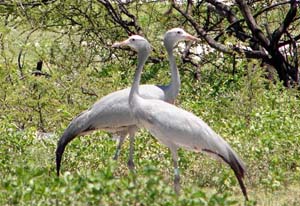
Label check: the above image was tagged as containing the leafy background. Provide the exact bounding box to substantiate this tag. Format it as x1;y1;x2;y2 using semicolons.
0;1;300;205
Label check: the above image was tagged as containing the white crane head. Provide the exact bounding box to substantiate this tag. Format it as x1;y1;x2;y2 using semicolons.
164;28;199;49
112;35;152;53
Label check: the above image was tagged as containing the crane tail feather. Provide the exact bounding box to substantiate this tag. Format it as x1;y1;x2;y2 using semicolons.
202;148;248;201
235;169;249;201
56;111;90;176
56;129;78;176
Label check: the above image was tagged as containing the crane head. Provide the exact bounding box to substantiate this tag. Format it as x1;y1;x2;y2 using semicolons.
112;35;152;53
164;28;199;48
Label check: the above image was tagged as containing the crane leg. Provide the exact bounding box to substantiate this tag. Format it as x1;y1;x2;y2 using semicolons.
127;133;135;171
113;133;126;160
171;148;180;194
127;126;137;171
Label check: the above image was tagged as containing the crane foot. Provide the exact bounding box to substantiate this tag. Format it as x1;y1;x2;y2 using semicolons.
127;159;135;171
174;175;180;194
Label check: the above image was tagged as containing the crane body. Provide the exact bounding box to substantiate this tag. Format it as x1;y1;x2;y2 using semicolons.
56;28;197;175
114;34;248;200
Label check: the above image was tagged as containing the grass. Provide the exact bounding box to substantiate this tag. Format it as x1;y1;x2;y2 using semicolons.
0;122;299;205
249;185;300;206
1;58;300;205
1;12;300;205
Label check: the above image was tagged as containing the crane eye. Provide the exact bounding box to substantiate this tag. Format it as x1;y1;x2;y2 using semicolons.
177;31;181;34
131;38;135;42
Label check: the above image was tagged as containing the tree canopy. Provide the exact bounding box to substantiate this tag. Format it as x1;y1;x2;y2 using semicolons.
1;1;300;205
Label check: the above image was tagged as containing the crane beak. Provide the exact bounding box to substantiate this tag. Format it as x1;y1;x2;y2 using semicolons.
184;33;200;41
112;39;129;48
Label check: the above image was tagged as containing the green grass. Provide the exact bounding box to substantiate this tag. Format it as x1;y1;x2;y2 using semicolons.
0;128;237;206
1;10;300;205
0;113;299;205
1;57;300;205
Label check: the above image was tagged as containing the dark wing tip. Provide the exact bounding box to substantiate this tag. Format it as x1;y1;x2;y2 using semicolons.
202;148;248;200
55;111;89;177
56;145;64;177
228;151;248;201
235;171;249;201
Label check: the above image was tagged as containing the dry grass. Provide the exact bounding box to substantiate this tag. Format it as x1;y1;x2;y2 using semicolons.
230;184;300;206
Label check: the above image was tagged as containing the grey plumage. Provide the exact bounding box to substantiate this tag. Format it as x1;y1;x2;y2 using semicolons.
55;28;198;176
116;34;248;200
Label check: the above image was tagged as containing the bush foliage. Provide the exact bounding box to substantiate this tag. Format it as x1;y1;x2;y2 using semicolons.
0;1;300;205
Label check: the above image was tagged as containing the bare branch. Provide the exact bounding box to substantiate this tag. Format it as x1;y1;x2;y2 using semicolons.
285;31;299;82
218;1;298;41
97;0;142;35
171;1;232;54
253;1;296;19
186;0;193;14
271;0;298;47
206;0;248;41
17;28;39;79
231;46;269;60
116;0;143;34
172;1;268;60
235;0;270;48
278;34;300;47
0;0;57;7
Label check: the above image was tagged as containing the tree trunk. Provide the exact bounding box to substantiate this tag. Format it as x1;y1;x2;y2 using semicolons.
268;49;299;87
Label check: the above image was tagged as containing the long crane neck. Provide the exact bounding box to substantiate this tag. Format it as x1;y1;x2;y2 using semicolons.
164;41;180;100
129;48;150;106
167;47;180;98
